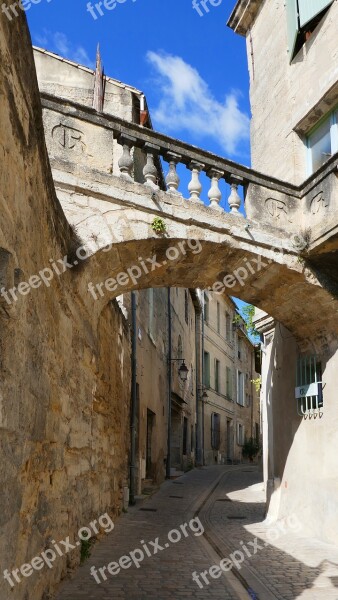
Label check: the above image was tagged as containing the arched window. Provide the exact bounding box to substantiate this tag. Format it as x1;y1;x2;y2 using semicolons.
177;335;183;359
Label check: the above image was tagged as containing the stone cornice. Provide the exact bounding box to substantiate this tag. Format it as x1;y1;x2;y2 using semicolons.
227;0;263;36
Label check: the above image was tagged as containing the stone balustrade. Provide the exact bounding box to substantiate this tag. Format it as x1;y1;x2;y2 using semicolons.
40;93;338;231
117;133;245;213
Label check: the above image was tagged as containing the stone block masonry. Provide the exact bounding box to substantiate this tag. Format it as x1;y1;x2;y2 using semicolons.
0;11;131;600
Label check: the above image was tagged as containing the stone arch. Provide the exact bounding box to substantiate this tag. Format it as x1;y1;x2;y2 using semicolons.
73;232;338;353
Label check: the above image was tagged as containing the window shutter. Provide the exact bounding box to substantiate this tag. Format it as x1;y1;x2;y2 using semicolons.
286;0;299;60
226;367;233;400
204;352;210;388
211;413;220;450
298;0;332;27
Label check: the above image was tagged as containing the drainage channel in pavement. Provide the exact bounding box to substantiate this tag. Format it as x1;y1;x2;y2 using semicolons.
194;467;281;600
190;467;258;600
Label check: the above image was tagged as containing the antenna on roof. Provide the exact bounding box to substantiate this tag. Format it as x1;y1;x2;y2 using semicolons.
93;43;105;112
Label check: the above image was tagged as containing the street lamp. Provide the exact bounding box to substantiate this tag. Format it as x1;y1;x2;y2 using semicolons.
198;386;209;467
169;357;189;382
178;360;189;382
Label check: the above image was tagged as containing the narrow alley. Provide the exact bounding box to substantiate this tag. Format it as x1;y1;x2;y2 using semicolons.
54;467;338;600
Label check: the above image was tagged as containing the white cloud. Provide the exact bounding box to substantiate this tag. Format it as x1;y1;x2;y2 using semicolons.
33;30;94;69
146;51;250;157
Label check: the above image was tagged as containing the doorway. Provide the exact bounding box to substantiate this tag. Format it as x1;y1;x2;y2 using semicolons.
146;409;155;479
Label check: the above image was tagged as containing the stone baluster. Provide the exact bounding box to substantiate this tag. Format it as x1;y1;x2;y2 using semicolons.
117;134;136;181
228;176;243;214
188;161;205;203
207;169;224;211
143;143;160;189
165;152;182;194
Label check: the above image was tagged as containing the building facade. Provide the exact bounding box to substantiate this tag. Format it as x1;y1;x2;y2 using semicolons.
228;0;338;544
202;291;260;465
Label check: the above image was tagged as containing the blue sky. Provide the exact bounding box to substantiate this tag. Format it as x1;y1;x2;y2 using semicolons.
27;0;251;315
27;0;251;162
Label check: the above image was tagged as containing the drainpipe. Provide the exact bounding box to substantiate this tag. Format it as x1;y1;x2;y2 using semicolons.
195;311;202;465
129;291;137;505
166;287;172;479
251;348;254;439
201;306;205;466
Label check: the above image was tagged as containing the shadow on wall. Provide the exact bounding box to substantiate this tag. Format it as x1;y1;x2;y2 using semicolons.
209;469;338;600
264;320;336;541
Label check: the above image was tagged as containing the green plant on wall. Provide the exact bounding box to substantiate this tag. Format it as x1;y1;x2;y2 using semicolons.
242;437;261;462
251;376;261;393
233;314;242;326
151;217;166;234
80;538;94;563
233;305;260;339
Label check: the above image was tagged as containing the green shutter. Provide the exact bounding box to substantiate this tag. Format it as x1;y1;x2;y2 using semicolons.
204;352;210;387
298;0;332;27
286;0;299;61
226;367;233;400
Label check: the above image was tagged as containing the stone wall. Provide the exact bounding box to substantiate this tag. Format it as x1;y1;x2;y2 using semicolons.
247;0;337;184
0;14;131;600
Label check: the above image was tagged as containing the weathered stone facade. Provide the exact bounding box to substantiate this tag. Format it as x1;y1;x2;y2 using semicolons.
202;292;260;465
0;14;131;600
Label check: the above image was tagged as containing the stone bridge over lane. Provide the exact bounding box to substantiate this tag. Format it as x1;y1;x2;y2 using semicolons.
41;93;338;352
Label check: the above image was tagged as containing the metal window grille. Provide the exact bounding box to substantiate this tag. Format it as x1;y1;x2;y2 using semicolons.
295;355;323;417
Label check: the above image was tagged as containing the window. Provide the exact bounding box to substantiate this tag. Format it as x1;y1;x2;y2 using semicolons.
148;288;155;339
237;337;241;360
203;292;209;323
307;108;338;174
237;423;245;446
177;335;183;360
237;371;245;406
211;413;220;450
226;367;233;400
254;344;262;375
287;0;333;61
216;302;220;333
226;313;232;343
203;351;210;388
184;290;189;325
296;355;323;416
215;359;220;393
183;417;188;455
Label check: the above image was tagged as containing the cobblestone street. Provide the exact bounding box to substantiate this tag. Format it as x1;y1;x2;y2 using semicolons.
53;466;338;600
